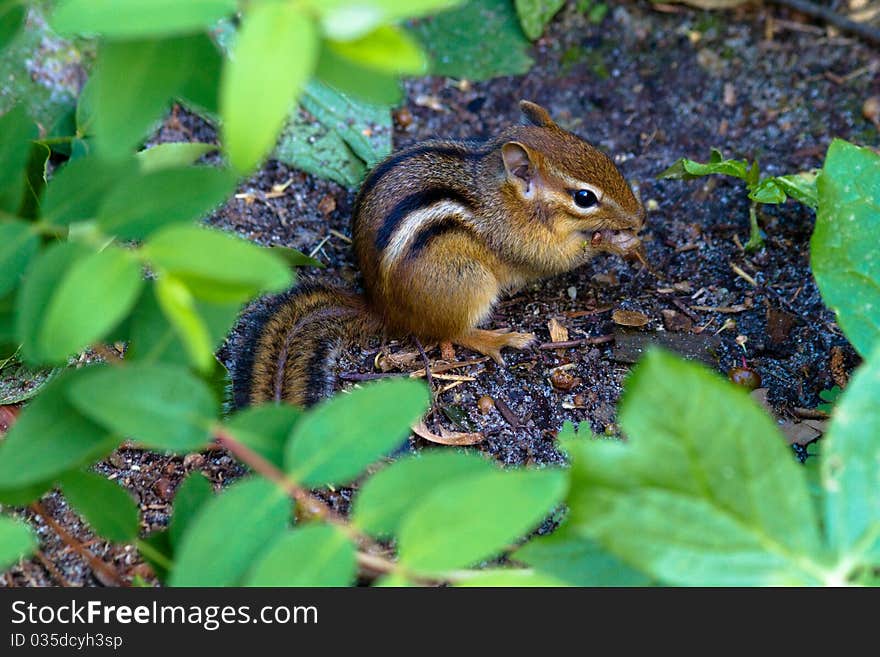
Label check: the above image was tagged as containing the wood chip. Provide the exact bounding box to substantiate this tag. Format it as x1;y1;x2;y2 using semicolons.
612;329;721;365
547;318;569;343
411;420;484;446
612;309;650;327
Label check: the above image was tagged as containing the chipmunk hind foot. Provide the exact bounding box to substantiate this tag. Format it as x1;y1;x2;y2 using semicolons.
454;327;536;365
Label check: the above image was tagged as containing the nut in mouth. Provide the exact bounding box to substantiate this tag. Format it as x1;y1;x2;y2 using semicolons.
590;229;641;255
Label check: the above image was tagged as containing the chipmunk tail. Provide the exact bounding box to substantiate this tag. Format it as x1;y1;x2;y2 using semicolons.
229;280;379;409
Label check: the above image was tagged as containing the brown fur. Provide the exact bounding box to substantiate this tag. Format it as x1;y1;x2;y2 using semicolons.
233;101;644;407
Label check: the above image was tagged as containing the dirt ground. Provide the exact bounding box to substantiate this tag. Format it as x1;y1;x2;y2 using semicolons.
3;1;877;586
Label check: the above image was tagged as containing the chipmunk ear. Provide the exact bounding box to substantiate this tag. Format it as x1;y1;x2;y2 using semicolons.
519;100;555;128
502;141;538;197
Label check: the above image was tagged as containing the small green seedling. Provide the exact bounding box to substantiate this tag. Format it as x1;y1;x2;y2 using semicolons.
659;148;819;251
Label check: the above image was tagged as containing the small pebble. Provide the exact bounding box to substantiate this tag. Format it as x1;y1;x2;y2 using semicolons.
183;453;205;469
863;96;880;126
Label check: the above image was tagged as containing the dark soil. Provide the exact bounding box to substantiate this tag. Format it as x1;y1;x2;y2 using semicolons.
3;0;877;586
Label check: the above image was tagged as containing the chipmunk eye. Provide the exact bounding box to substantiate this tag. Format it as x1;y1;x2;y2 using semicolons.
573;189;599;209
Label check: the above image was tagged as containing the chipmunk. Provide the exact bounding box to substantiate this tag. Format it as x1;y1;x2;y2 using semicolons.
231;101;645;408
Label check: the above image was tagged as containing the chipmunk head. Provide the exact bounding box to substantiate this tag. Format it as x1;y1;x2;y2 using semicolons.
500;100;645;263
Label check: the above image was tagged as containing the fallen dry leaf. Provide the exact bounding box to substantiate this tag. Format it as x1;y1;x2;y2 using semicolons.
411;420;484;446
612;309;650;327
779;421;822;446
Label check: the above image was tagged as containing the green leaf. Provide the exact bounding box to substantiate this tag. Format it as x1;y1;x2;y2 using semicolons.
97;166;236;239
59;470;139;543
314;44;402;106
771;171;819;209
42;155;139;226
16;241;90;363
20;141;50;218
128;284;239;367
170;476;292;587
169;472;214;550
0;1;26;51
0;480;52;506
0;515;36;571
658;148;751;183
0;370;119;488
300;80;391;166
67;363;218;452
136;142;218;173
513;524;651;586
225;404;303;470
91;36;207;159
315;0;462;39
409;0;533;81
0;358;62;405
398;468;566;573
285;378;430;487
514;0;566;40
0;221;38;297
51;0;236;38
822;346;880;573
565;349;830;586
245;525;356;587
276;80;392;187
153;275;215;372
812;139;880;356
326;26;426;75
455;569;567;587
39;245;144;363
352;451;496;536
137;530;172;582
221;3;318;173
749;179;787;205
177;34;223;117
0;104;37;214
270;246;325;269
145;225;293;303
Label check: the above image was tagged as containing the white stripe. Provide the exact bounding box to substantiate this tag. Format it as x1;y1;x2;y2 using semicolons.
381;201;472;268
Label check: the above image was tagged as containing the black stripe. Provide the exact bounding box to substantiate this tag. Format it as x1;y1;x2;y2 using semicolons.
375;187;477;252
363;142;492;193
406;217;470;259
302;335;338;407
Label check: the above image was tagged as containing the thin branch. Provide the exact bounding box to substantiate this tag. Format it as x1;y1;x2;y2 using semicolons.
538;335;614;350
30;501;126;587
212;427;406;581
768;0;880;46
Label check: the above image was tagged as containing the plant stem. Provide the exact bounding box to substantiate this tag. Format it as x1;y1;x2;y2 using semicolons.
744;202;764;252
211;426;418;582
134;538;173;573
